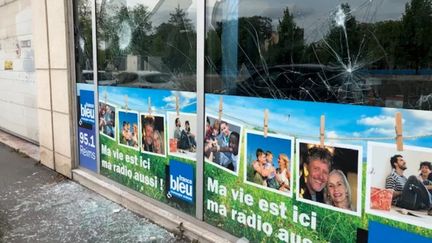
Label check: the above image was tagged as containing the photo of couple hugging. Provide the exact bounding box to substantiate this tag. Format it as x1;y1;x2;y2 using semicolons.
141;115;165;155
251;149;291;192
298;143;360;212
245;132;293;195
118;111;139;150
204;117;241;173
120;120;139;148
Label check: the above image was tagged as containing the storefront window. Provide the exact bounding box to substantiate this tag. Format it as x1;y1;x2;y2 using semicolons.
206;0;432;110
96;0;196;91
94;0;198;216
203;1;432;242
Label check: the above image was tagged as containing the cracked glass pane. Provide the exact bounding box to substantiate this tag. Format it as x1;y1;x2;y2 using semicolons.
205;0;432;110
74;0;94;84
96;0;196;91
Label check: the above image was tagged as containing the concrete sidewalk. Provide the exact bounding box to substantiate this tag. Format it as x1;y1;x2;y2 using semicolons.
0;142;183;243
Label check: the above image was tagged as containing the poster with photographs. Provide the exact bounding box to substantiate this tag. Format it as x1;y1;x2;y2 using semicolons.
118;110;139;150
244;130;294;197
204;93;432;242
205;115;242;175
296;140;363;216
141;113;166;157
366;142;432;229
99;87;197;217
167;112;198;161
99;102;116;140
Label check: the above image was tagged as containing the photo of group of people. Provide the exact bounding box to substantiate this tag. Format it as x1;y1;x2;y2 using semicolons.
244;131;293;196
168;112;198;160
204;116;242;174
141;114;165;156
100;100;202;159
99;102;116;139
296;140;362;215
367;142;432;229
118;110;139;150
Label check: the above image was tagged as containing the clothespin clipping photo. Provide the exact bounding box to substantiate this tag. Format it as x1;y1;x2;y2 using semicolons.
218;96;223;122
264;109;269;138
320;115;325;147
124;95;128;110
104;90;108;104
395;112;403;151
176;95;180;116
148;97;152;117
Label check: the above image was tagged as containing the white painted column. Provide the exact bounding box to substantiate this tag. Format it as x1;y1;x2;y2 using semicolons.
33;0;74;177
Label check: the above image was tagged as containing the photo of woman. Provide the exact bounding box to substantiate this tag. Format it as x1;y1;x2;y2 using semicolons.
277;154;291;192
152;130;163;154
326;170;353;210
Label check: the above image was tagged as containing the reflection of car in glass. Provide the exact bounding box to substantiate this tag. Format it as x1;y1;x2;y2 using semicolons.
229;64;374;104
82;70;115;85
114;71;176;89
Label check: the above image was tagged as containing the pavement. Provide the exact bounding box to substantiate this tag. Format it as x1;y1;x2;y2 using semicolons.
0;142;185;243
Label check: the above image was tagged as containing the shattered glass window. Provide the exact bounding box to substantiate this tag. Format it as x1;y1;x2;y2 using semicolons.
74;0;93;84
96;0;196;91
205;0;432;110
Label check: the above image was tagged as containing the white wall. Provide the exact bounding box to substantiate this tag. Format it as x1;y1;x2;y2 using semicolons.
368;142;431;188
0;0;37;142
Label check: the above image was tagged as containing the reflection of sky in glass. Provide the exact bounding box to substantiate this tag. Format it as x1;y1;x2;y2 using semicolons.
124;0;197;28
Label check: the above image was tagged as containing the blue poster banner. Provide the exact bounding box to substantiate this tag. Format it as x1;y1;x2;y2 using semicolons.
77;85;97;172
169;159;194;203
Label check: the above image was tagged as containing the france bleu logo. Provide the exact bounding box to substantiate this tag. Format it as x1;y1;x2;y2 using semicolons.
169;160;194;203
80;90;95;125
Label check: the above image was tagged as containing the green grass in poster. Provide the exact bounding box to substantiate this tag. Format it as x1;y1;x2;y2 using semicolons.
203;134;432;242
99;135;196;216
205;163;361;243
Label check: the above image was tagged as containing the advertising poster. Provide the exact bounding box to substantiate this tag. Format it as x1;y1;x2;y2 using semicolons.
77;83;97;172
204;94;432;242
99;86;197;215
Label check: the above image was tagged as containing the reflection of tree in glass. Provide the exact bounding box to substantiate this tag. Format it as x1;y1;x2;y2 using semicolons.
205;0;432;109
96;2;197;91
267;8;305;66
75;0;93;81
129;5;152;56
153;6;196;75
399;0;432;74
